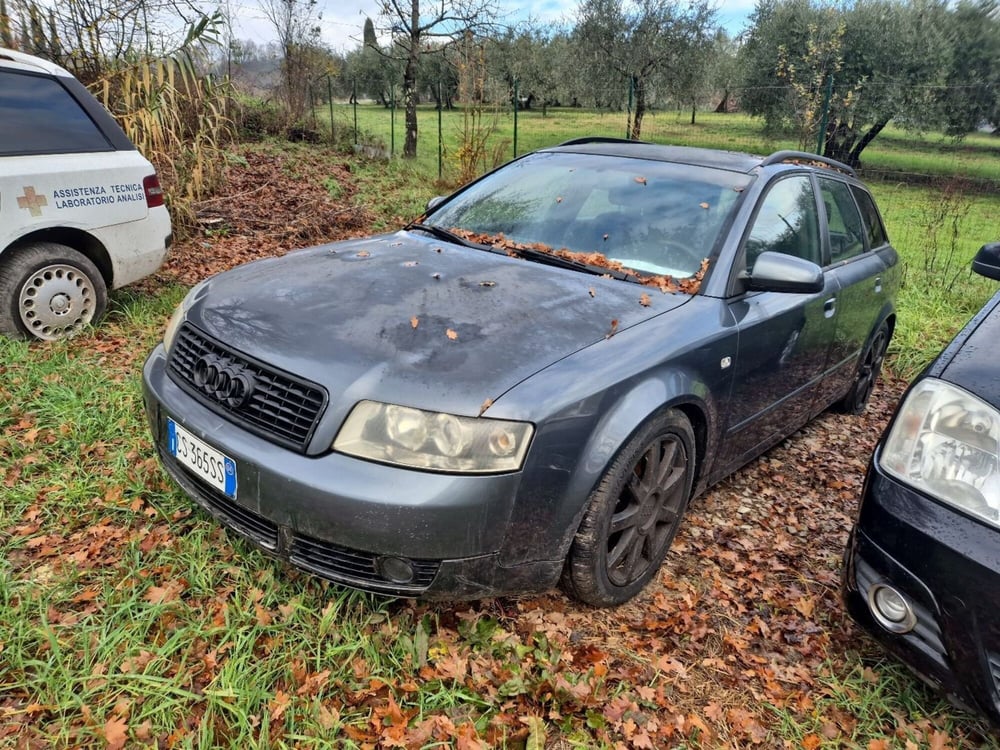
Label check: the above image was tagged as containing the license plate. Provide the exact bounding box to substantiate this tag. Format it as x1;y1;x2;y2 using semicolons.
167;418;237;498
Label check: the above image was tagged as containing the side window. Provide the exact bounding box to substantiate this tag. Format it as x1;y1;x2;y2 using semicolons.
819;178;866;263
850;185;889;249
744;175;820;271
0;70;111;155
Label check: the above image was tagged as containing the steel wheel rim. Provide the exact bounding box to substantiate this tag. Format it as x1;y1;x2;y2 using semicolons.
605;434;688;587
18;264;96;341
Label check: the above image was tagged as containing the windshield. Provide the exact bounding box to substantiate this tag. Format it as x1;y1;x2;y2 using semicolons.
426;151;753;280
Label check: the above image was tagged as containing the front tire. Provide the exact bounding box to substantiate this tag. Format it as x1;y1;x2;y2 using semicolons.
0;243;107;341
562;409;696;607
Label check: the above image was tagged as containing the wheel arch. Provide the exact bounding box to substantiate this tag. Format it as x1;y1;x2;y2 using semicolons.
3;228;113;288
542;372;717;565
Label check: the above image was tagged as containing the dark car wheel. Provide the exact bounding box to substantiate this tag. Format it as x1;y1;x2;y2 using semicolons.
0;242;107;342
562;409;696;607
834;321;890;415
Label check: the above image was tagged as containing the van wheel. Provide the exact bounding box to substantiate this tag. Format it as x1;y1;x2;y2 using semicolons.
561;410;696;607
0;243;107;341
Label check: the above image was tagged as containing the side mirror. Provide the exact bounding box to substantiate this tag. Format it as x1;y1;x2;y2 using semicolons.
972;243;1000;281
744;251;825;294
426;195;447;212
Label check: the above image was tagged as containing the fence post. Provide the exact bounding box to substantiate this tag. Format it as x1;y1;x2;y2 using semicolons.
308;84;315;126
513;77;518;160
327;75;334;142
390;85;396;158
353;79;358;145
817;75;834;155
438;81;443;180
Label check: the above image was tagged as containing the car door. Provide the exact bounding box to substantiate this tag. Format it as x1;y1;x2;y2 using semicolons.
718;173;839;472
812;177;891;408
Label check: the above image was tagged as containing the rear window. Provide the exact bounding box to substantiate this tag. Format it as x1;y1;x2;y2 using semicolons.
850;185;889;249
0;70;112;155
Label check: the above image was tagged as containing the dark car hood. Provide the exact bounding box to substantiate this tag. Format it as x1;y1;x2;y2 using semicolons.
186;231;691;418
936;289;1000;406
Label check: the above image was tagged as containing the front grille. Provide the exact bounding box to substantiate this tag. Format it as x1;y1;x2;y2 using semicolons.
168;324;327;452
855;557;947;666
291;533;440;596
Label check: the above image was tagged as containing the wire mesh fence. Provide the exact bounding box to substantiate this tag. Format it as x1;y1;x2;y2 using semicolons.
307;77;1000;196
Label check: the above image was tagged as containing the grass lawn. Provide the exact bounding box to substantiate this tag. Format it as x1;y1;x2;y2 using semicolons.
3;126;1000;747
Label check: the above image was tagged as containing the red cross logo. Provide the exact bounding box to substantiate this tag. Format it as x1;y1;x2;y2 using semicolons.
17;186;48;217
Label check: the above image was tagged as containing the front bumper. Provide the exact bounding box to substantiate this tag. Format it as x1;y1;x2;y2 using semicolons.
843;451;1000;725
142;345;563;598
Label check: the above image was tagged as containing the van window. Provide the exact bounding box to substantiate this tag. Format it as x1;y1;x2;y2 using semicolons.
0;71;112;155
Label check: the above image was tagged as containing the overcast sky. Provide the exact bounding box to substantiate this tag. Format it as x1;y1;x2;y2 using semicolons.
228;0;759;54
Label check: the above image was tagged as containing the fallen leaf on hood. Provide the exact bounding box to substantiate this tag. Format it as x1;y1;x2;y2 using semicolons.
605;319;619;339
410;317;419;329
634;176;647;185
639;293;651;307
479;398;493;416
699;202;710;209
446;329;458;340
403;260;419;267
356;250;370;258
588;287;596;297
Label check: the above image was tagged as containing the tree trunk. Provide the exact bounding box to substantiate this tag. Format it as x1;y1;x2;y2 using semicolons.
403;0;419;159
715;90;729;113
630;77;646;139
691;101;696;125
848;116;891;167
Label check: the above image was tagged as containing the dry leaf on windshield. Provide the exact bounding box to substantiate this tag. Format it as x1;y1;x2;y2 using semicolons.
446;329;458;340
410;317;419;329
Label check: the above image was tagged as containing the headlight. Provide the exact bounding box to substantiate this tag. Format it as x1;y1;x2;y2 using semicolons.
881;379;1000;527
333;400;534;473
163;281;207;353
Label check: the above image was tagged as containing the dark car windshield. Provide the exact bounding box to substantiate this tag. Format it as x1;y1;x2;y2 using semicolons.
426;151;753;279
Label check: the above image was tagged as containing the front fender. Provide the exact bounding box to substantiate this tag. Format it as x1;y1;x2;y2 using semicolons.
498;367;719;568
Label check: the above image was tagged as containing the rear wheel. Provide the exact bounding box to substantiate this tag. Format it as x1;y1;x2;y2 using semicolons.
834;321;890;415
562;410;695;607
0;243;107;341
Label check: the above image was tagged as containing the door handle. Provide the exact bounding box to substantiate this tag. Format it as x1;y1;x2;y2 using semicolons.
874;276;883;293
824;298;836;318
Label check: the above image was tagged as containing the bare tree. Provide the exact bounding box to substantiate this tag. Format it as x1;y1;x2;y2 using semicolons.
259;0;325;121
375;0;499;158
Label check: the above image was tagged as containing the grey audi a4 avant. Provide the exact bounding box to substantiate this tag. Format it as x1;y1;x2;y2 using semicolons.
143;138;899;606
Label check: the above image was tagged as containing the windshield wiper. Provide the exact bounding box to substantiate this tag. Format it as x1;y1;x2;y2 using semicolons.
406;222;636;281
404;221;480;249
510;245;637;281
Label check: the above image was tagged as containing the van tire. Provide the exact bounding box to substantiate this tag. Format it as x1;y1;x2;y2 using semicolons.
0;243;108;341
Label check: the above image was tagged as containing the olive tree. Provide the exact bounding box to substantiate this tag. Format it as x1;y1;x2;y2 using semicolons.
740;0;952;166
574;0;716;138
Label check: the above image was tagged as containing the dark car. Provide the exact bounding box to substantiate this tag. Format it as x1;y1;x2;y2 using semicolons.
143;138;899;606
843;243;1000;724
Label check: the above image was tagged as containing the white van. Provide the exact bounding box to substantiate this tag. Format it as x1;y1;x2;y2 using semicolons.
0;48;172;341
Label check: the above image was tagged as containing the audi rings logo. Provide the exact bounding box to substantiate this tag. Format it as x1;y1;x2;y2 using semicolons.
192;354;256;408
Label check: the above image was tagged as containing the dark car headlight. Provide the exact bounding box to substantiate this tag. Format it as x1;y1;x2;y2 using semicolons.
333;400;534;473
881;379;1000;526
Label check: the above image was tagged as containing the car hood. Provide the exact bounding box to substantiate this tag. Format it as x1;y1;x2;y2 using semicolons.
936;289;1000;407
185;231;691;418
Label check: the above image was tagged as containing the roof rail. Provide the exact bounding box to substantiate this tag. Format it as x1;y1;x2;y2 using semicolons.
760;150;856;177
556;136;648;147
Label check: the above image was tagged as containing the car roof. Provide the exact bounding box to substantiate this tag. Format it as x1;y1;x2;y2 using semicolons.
545;138;857;178
0;47;72;77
